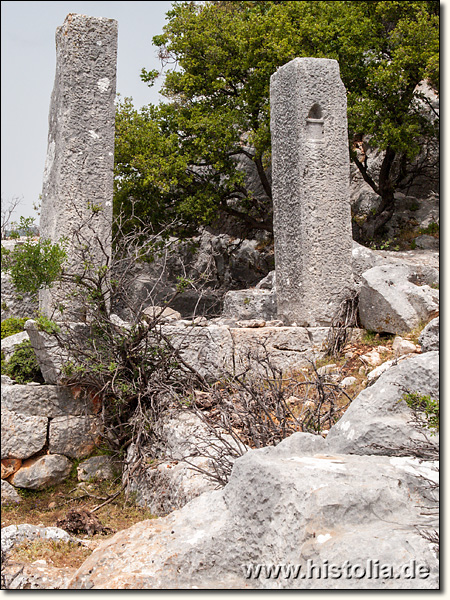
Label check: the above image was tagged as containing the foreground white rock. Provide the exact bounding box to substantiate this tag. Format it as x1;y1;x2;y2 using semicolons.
66;446;438;589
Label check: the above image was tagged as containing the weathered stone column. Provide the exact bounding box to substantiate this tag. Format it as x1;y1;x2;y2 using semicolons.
270;57;354;326
39;14;118;320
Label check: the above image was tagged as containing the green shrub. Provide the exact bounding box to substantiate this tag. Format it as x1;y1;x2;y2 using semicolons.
1;317;29;340
3;340;44;384
419;222;439;236
1;216;67;296
403;391;439;433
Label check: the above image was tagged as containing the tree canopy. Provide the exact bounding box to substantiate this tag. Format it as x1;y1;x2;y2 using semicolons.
114;0;439;239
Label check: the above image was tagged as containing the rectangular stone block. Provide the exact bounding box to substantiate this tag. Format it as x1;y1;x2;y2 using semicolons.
230;326;329;375
1;383;97;418
270;57;354;326
1;409;48;460
49;415;102;459
39;14;118;320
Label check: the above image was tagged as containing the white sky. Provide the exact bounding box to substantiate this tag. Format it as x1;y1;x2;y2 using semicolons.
1;0;173;222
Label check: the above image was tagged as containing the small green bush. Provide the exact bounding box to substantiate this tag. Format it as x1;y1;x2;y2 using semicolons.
1;317;29;340
1;216;67;295
403;391;439;433
3;340;44;384
419;222;439;236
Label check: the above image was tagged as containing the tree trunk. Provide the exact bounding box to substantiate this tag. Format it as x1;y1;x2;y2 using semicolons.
361;146;397;240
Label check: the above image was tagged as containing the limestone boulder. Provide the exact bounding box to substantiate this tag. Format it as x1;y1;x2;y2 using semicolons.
111;229;273;320
392;336;418;357
1;523;73;553
8;455;72;490
351;188;382;217
255;270;276;290
126;455;217;516
326;351;439;456
49;416;102;459
1;408;48;459
142;306;181;322
351;242;385;282
2;561;77;590
366;359;396;383
1;479;22;504
24;320;62;383
352;242;439;286
1;331;29;361
67;449;438;589
358;264;439;334
414;235;439;250
222;289;277;321
419;317;439;352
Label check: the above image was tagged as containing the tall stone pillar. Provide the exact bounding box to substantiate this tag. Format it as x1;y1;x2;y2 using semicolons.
270;58;354;326
39;14;118;320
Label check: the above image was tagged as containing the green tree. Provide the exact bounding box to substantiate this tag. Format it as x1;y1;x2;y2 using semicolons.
115;0;439;239
1;217;67;295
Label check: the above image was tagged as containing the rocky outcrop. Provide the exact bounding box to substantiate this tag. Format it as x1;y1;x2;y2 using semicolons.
1;524;73;553
65;343;439;590
125;411;244;514
2;561;77;591
326;351;438;455
358;264;439;334
419;317;439;352
77;456;115;482
111;230;274;320
67;448;438;589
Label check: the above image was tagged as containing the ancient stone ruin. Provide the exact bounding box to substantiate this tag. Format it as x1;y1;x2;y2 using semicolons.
1;13;440;591
39;14;117;320
270;57;354;325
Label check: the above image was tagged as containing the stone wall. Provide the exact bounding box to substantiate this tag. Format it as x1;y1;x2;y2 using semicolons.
1;379;101;490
